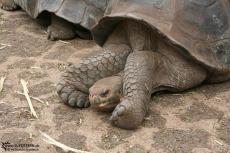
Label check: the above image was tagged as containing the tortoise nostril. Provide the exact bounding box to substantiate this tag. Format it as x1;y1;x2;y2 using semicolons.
89;94;94;98
100;89;110;97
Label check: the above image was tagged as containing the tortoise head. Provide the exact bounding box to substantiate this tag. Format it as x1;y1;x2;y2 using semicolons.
89;76;122;112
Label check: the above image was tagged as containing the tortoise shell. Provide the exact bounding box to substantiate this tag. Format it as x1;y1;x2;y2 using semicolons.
92;0;230;82
14;0;109;30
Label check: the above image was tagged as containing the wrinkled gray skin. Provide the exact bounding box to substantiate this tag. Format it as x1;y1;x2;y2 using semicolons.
1;0;76;40
57;20;208;129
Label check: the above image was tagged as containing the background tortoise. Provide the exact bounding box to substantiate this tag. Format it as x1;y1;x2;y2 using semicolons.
57;0;230;129
1;0;108;40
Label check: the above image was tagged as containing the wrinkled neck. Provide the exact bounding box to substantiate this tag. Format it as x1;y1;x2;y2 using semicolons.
125;20;158;51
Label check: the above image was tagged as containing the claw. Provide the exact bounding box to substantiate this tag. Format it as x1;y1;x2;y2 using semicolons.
47;27;55;41
60;93;68;103
110;105;125;122
76;99;84;108
84;100;90;108
57;84;64;94
58;81;89;108
47;31;51;40
68;98;77;107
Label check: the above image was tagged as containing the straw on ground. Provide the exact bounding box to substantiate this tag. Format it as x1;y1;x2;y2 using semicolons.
0;77;6;93
0;43;11;50
20;79;38;118
40;131;90;153
15;91;49;106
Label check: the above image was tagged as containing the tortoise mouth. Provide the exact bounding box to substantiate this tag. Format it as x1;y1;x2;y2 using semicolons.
92;101;119;112
89;92;121;112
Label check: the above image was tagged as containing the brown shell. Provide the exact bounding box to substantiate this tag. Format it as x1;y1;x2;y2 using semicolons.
14;0;109;30
92;0;230;81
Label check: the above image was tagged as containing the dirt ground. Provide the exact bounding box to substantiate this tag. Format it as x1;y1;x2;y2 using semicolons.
0;9;230;153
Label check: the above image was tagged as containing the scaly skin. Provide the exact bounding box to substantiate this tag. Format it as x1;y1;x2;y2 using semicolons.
58;20;207;129
47;15;76;41
1;0;18;11
57;44;131;107
110;51;154;129
108;49;206;129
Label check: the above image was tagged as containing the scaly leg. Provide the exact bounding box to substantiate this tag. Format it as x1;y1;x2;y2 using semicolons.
47;14;76;41
110;47;207;129
110;51;155;129
57;44;131;108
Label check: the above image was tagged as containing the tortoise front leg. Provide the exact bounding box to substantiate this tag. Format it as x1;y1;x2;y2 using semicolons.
110;51;156;129
57;44;131;108
110;48;207;129
1;0;18;11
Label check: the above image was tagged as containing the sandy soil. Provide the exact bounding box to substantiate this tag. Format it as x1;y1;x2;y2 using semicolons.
0;9;230;153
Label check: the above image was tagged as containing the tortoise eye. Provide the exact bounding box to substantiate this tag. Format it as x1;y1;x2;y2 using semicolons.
100;90;110;97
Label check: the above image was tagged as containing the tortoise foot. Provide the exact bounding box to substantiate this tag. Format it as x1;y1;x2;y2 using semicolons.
47;15;76;41
110;98;145;130
57;82;90;108
1;0;18;11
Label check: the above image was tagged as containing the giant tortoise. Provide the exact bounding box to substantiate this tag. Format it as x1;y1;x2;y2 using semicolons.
57;0;230;129
1;0;108;40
